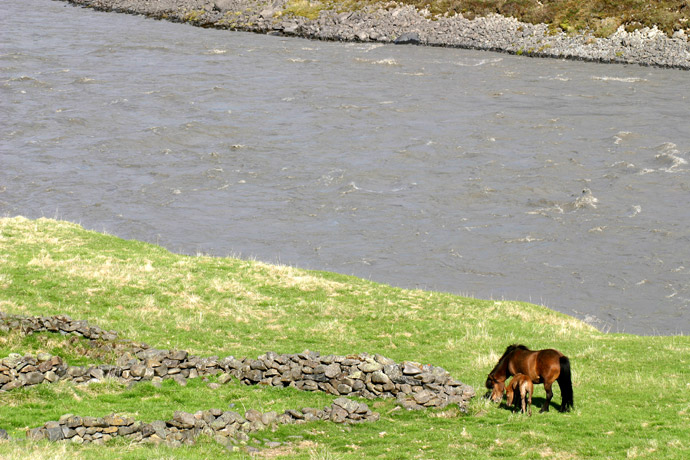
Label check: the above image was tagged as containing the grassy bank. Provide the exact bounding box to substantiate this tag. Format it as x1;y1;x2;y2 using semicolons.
1;216;689;459
288;0;690;37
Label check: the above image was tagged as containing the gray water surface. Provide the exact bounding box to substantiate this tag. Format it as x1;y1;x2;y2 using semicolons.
2;0;689;335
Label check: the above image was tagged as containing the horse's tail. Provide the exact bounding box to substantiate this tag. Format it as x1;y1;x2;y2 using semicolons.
558;356;574;412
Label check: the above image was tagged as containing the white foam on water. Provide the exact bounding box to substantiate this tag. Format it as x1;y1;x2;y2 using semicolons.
591;76;648;83
347;182;415;194
613;131;633;144
572;188;599;209
354;57;400;66
504;236;543;243
655;143;688;172
539;74;571;81
453;57;503;67
628;205;642;217
359;43;385;52
609;160;637;171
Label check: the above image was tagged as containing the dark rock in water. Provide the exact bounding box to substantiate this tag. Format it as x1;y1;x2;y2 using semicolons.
394;32;421;45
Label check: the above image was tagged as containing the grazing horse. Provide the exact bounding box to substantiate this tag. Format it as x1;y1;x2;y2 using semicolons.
485;344;574;413
506;373;534;416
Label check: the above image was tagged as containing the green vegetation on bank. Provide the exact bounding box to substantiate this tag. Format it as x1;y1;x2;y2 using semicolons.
284;0;690;37
1;216;689;459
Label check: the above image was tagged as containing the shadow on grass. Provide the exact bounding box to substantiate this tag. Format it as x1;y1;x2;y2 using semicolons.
499;396;566;413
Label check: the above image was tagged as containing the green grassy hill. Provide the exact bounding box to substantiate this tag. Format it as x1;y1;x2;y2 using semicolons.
1;216;688;459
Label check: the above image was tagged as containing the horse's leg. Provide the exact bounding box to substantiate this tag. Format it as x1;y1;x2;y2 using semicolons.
540;382;553;413
521;391;526;414
527;389;532;416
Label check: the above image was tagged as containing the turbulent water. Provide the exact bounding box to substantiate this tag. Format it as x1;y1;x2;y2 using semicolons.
2;0;689;335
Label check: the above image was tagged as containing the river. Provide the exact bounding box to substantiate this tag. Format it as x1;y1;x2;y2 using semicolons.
2;0;689;335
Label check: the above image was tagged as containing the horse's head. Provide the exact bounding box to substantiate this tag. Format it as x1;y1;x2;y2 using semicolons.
484;373;505;403
484;345;523;402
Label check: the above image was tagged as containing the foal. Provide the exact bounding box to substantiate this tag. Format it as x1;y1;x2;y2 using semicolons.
506;373;534;416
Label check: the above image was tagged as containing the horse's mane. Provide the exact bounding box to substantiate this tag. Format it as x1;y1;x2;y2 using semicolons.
490;344;530;375
489;343;530;375
501;344;530;359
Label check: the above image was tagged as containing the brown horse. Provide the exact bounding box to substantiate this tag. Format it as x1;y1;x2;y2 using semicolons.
485;344;573;413
506;373;534;416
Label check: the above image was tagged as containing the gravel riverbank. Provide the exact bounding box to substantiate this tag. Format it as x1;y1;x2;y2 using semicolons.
61;0;690;69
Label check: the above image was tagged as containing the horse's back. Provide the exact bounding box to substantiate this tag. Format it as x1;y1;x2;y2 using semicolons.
538;348;564;361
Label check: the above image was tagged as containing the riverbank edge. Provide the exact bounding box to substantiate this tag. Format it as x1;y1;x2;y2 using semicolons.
59;0;690;69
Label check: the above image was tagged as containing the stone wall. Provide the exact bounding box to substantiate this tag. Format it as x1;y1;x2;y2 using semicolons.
26;397;378;448
1;312;475;450
0;313;475;411
0;311;118;341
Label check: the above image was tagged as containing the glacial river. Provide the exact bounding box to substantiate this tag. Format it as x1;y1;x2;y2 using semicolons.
2;0;689;335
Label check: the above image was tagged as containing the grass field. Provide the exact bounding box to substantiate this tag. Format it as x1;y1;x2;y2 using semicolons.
1;216;689;459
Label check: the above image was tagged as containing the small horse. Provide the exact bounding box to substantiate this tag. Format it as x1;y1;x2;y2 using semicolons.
485;344;573;413
506;373;534;416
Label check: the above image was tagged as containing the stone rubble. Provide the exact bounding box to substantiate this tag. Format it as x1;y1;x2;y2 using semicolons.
58;0;690;69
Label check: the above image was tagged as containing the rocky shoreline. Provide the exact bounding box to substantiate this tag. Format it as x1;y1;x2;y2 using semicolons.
60;0;690;69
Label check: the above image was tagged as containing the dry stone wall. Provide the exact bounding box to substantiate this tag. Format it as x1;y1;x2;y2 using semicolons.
0;311;118;341
1;312;475;449
0;312;475;410
26;397;378;448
